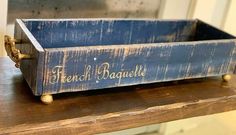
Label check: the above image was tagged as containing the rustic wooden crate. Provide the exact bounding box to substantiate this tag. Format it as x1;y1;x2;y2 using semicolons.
5;19;236;104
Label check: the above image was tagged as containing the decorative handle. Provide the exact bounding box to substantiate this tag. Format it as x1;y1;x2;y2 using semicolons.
4;35;31;68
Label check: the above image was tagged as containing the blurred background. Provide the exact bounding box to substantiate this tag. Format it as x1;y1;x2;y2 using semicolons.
1;0;236;55
0;0;236;134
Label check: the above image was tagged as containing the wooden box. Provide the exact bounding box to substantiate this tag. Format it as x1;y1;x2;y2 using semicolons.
4;19;236;104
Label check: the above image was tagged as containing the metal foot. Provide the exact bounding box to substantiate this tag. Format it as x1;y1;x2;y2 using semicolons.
222;74;231;82
40;94;53;104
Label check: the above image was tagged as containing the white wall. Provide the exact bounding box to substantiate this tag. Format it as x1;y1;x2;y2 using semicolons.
158;0;191;19
0;0;8;56
190;0;229;28
224;0;236;35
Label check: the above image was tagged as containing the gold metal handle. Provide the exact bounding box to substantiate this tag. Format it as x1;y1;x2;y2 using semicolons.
4;35;31;68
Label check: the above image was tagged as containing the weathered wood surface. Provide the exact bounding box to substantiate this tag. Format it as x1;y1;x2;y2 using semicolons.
43;40;236;94
17;19;236;95
24;19;198;48
24;19;235;49
15;19;45;95
1;58;236;135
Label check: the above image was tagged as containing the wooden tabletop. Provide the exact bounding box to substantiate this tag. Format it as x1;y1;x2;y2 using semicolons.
1;57;236;135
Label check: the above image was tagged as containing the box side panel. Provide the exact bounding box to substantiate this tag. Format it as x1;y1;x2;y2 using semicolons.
43;41;236;94
14;20;44;96
226;41;236;74
24;20;196;48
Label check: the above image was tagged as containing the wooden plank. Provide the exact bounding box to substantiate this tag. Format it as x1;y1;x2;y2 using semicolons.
14;19;45;95
43;40;236;94
24;19;197;48
1;58;236;134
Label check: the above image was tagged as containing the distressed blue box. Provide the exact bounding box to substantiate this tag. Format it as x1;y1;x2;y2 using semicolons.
5;19;236;103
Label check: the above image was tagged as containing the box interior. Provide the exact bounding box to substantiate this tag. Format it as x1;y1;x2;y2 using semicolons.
23;19;235;49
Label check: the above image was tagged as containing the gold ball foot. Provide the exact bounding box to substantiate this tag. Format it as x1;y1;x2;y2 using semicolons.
222;74;232;82
40;94;53;104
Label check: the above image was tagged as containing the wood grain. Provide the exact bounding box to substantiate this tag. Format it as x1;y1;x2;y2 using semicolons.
14;19;236;95
1;58;236;134
42;40;236;94
15;19;45;95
